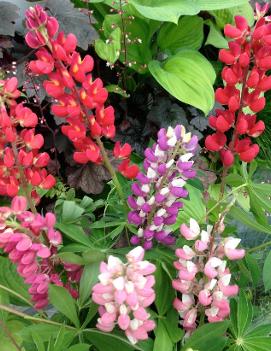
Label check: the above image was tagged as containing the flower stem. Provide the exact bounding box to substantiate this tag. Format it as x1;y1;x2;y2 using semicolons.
95;136;126;206
0;284;32;306
248;240;271;253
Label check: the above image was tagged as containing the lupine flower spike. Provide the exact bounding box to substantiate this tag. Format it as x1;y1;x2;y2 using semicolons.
128;125;198;249
205;5;271;166
25;5;138;179
92;246;156;344
172;218;245;335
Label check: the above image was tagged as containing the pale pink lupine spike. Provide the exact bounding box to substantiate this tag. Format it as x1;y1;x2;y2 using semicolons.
92;246;156;344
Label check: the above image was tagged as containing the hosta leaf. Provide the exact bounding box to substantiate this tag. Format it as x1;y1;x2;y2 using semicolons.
129;0;248;23
149;50;215;114
158;16;204;52
205;20;228;48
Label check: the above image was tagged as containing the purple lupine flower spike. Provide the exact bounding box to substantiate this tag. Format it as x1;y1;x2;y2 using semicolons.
127;125;198;249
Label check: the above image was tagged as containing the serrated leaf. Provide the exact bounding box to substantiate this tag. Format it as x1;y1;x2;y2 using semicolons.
149;50;215;114
158;16;204;52
48;285;80;327
0;2;19;36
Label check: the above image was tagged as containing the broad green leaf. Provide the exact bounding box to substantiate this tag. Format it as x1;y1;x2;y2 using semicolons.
153;320;173;351
154;263;175;316
205;20;228;48
181;321;229;351
48;285;80;328
249;186;271;212
229;206;271;235
19;325;61;343
95;27;121;64
237;291;253;337
149;50;215;114
56;223;92;247
158;16;204;52
263;251;271;292
129;0;248;23
79;262;100;306
68;345;90;351
210;3;254;29
84;329;144;351
62;200;85;223
225;174;245;187
102;14;153;73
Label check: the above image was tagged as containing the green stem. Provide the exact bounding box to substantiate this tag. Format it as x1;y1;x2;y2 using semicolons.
0;284;32;306
95;137;126;206
248;240;271;253
204;183;248;220
0;304;76;330
0;319;22;351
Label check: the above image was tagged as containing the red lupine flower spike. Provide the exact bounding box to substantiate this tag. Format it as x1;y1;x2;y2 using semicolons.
113;141;132;159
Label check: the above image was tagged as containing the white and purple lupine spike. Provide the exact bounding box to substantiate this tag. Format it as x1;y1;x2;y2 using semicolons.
128;125;198;249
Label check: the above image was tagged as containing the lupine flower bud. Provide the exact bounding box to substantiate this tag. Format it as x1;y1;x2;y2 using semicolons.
128;125;198;249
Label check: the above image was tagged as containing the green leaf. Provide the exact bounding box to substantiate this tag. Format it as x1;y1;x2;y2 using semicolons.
164;308;184;343
225;174;246;187
245;324;271;337
243;336;271;351
0;289;9;322
56;223;92;247
174;184;206;228
48;285;80;328
79;262;100;306
229;206;271;235
249;185;271;212
154;263;175;316
95;27;121;64
210;3;254;29
158;16;204;52
237;291;253;337
245;254;261;287
129;0;248;23
57;252;85;265
106;84;130;97
149;50;215;114
84;329;144;351
181;321;229;351
62;200;85;223
263;251;271;292
153;320;173;351
68;345;90;351
32;332;46;351
205;20;228;48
